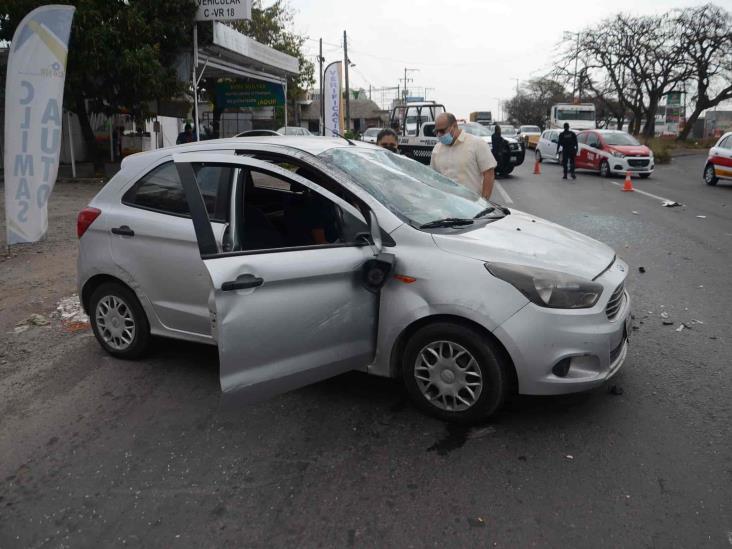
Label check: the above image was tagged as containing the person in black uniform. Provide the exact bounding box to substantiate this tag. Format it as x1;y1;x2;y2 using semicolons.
491;125;508;173
556;123;578;179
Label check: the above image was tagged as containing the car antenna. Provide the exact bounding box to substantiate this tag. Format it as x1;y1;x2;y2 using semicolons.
327;130;356;146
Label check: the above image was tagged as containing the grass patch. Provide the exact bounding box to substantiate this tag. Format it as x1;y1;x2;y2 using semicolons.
637;136;716;164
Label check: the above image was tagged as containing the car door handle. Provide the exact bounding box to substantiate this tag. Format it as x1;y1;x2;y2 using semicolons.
111;225;135;237
221;274;264;291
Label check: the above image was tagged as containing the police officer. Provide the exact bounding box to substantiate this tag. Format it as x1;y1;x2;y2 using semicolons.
491;125;508;172
556;123;578;179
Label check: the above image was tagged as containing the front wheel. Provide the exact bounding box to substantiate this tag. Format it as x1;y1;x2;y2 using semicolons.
89;282;150;359
704;163;718;186
599;160;611;178
402;322;510;423
535;149;542;163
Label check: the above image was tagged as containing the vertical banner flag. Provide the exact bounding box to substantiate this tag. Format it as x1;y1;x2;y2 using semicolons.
323;61;343;137
4;5;75;245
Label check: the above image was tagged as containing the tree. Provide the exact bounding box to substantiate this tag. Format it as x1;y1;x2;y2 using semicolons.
503;78;570;128
1;1;197;159
674;4;732;141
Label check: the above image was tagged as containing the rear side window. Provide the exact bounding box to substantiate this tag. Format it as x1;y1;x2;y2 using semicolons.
122;161;233;222
577;132;588;144
719;136;731;149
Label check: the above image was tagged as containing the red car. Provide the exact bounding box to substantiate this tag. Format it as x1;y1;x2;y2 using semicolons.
703;132;732;186
574;130;655;178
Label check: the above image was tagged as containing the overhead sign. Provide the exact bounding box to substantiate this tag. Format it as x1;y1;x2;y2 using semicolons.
323;62;343;137
195;0;252;22
4;4;75;245
215;81;284;109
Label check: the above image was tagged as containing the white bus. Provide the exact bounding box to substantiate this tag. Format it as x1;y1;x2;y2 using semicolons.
549;103;596;131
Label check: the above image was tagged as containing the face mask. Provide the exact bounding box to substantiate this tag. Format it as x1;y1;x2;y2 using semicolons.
439;132;454;145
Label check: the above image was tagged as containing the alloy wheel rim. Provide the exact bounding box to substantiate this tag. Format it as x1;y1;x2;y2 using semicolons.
414;340;483;412
601;162;609;176
96;295;135;350
704;165;714;182
535;150;541;161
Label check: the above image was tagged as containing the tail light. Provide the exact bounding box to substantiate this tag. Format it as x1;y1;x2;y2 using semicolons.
77;207;101;238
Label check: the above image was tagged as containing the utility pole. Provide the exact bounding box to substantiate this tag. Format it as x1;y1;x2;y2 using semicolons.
318;38;324;135
401;68;419;100
511;78;520;96
343;30;351;132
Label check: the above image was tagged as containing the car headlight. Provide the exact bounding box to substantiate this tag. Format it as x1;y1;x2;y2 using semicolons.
485;262;603;309
610;151;625;158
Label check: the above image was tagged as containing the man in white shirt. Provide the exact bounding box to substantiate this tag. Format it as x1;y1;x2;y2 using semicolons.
430;113;497;199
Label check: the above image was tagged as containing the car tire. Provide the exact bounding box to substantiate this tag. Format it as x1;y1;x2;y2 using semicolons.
89;282;150;359
401;322;510;423
599;160;611;178
535;150;542;163
704;163;718;186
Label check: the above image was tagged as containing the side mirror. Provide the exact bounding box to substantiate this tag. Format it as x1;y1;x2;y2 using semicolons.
369;210;382;255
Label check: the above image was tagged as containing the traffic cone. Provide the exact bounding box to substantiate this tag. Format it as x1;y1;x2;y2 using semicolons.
533;158;541;175
622;171;634;192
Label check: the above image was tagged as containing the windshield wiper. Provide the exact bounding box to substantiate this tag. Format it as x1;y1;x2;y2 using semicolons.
419;217;475;229
473;205;510;219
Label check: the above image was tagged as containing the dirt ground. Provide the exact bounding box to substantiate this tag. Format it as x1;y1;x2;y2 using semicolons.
0;180;104;372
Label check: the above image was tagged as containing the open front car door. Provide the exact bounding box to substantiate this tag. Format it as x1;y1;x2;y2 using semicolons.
173;152;390;403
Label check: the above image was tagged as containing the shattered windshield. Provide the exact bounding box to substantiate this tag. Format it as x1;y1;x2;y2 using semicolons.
319;148;503;227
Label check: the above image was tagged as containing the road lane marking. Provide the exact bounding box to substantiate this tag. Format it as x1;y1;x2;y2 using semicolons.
494;181;513;204
607;180;675;203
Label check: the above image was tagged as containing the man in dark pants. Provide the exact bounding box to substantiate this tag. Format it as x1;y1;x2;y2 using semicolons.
556;123;578;179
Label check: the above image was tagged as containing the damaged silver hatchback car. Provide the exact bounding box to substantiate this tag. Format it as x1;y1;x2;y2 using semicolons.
77;136;631;422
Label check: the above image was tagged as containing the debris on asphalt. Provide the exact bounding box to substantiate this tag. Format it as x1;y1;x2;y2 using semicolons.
676;323;689;332
467;517;486;528
690;319;704;325
56;295;89;323
466;426;496;440
632;211;639;215
565;455;574;460
660;312;669;319
609;385;624;395
698;285;704;288
661;200;681;207
696;215;707;219
638;266;646;273
662;320;674;326
14;314;50;333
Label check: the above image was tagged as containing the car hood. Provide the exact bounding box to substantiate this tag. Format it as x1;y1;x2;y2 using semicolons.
432;210;615;280
606;144;651;156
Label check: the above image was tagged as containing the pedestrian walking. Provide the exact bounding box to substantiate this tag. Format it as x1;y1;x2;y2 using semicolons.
430;113;497;199
376;128;399;153
557;123;578;179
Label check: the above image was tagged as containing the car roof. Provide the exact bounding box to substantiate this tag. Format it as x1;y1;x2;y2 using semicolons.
119;136;376;173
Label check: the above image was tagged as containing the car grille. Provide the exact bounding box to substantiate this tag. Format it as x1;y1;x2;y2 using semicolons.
628;159;650;167
509;142;521;151
605;283;625;320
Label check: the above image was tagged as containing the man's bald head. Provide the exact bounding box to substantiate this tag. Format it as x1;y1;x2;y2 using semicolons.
436;113;457;126
434;112;460;145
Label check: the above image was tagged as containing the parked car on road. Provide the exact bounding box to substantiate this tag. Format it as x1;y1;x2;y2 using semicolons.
703;131;732;186
77;136;631;422
518;125;542;149
535;129;563;163
277;126;313;136
459;122;525;176
575;130;654;178
361;127;383;144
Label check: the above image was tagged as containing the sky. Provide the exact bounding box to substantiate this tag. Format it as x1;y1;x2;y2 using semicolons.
285;0;715;119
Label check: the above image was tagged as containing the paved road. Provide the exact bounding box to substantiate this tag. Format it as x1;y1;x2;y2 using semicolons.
1;155;731;548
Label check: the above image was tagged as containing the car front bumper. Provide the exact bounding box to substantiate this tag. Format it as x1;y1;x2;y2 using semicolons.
493;262;631;396
608;156;654;175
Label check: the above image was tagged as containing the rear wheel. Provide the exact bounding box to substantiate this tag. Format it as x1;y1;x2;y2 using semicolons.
402;322;510;423
89;282;150;359
599;160;611;178
704;163;718;186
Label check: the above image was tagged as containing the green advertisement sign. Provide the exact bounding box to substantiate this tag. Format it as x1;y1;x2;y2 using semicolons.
215;81;285;109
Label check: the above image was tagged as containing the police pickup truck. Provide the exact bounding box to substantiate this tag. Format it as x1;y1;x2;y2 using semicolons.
389;102;524;175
